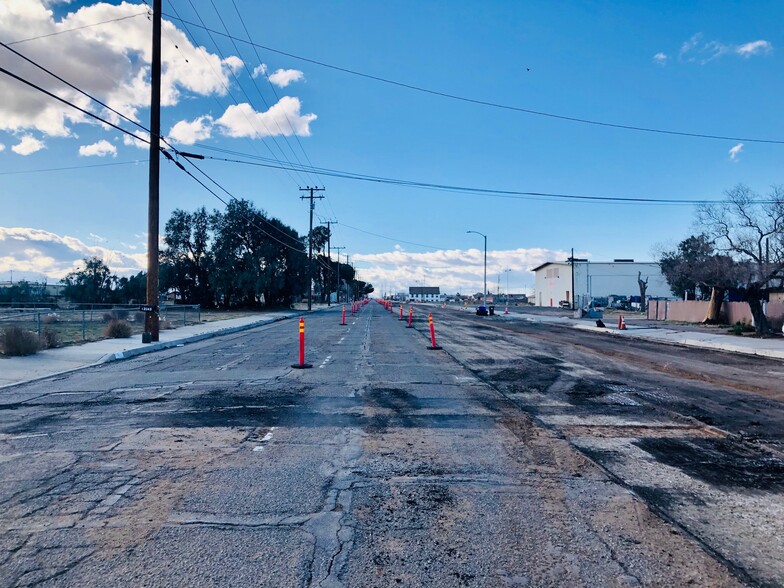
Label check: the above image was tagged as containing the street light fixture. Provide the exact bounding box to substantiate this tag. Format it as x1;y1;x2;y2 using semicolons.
466;230;487;309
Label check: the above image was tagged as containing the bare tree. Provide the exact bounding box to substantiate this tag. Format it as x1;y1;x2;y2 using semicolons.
697;184;784;335
637;272;648;312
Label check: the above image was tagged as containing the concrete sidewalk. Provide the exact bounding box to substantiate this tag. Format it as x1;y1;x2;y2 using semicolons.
495;308;784;361
0;311;301;389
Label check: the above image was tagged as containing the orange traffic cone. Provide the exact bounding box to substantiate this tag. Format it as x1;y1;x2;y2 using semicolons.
618;315;627;330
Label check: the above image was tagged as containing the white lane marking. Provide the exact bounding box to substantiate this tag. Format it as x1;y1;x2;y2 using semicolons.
319;355;332;369
216;354;251;371
338;337;345;345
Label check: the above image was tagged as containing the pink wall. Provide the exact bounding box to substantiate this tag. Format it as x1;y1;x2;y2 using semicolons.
647;300;784;326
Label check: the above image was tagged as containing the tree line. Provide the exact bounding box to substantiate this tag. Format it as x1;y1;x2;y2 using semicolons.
9;200;371;308
659;184;784;335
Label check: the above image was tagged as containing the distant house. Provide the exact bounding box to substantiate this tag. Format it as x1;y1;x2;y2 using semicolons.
532;260;672;308
408;286;444;302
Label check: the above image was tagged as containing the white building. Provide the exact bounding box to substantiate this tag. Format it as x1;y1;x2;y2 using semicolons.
532;260;672;308
408;286;445;302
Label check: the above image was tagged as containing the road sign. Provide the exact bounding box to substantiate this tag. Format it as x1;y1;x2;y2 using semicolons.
139;305;157;313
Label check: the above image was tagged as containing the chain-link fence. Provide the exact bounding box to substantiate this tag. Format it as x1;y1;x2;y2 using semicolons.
0;304;201;347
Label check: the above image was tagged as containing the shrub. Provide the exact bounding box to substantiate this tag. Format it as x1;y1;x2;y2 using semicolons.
103;319;132;338
102;311;115;322
728;321;755;336
159;319;174;330
41;314;59;325
39;328;60;349
1;326;40;356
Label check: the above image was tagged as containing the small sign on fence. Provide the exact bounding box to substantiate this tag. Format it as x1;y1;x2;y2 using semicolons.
139;305;157;313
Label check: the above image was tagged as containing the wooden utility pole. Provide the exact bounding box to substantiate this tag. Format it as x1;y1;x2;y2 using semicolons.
299;187;324;311
144;0;161;343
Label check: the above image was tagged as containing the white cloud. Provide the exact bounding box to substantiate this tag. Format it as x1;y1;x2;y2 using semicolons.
268;68;305;87
0;1;242;137
352;247;571;294
122;129;150;149
222;55;244;73
168;115;214;145
78;139;117;157
0;143;4;152
11;135;45;155
679;32;773;64
736;40;772;57
215;97;317;138
0;227;146;279
252;64;268;78
652;52;668;66
728;142;743;161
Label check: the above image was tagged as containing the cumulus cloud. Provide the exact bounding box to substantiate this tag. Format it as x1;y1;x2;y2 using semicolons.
268;68;305;87
0;227;146;279
728;143;743;161
78;139;117;157
11;135;45;155
652;52;668;66
215;97;317;138
221;55;244;73
0;0;241;138
251;64;267;78
122;129;150;149
736;40;772;57
0;143;5;152
168;115;213;145
352;247;571;294
679;32;773;64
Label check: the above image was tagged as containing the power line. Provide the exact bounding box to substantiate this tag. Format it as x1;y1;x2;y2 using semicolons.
0;65;150;145
194;151;731;205
0;42;158;141
210;0;320;188
175;0;310;187
160;12;784;146
338;222;444;250
0;160;147;175
4;12;148;46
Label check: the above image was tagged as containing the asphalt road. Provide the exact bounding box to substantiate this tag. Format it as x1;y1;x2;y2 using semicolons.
0;301;767;586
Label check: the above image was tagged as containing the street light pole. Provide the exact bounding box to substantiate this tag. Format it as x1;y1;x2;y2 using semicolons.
466;230;487;308
504;268;511;307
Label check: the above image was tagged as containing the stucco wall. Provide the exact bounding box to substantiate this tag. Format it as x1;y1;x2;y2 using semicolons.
646;300;784;325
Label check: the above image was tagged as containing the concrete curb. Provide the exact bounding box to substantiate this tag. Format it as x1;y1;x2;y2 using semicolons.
568;318;784;361
0;311;304;391
97;313;295;363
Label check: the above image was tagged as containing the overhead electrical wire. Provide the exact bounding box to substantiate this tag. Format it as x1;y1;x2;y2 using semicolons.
173;0;310;187
160;12;784;146
0;160;147;175
4;12;148;46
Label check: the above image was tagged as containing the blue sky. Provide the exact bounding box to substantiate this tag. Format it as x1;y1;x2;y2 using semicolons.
1;0;782;294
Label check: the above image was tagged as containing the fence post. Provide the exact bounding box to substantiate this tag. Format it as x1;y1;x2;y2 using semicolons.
183;307;186;327
37;312;41;336
197;305;201;323
82;310;86;340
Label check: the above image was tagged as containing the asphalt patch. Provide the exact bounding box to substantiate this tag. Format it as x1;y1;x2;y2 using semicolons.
635;437;784;492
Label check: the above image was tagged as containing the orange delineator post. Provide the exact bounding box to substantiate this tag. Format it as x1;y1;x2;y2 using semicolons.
427;312;442;350
399;305;404;320
407;306;413;328
341;305;346;325
291;317;312;368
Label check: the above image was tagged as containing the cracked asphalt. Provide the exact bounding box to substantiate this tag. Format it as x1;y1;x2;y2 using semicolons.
0;302;764;586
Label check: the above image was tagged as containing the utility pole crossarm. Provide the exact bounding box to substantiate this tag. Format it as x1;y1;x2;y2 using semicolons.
300;187;325;312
